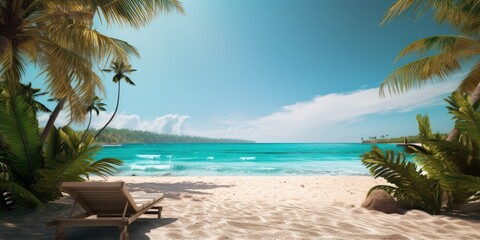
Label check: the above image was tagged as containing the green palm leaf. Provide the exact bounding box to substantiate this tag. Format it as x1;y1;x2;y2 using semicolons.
416;114;433;143
394;35;477;62
0;179;42;207
0;95;42;181
85;158;123;179
379;53;463;97
361;146;442;214
86;0;185;28
446;92;480;141
440;173;480;192
42;127;61;169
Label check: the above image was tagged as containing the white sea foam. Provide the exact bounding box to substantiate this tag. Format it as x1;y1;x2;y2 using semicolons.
207;156;214;160
239;157;256;161
130;164;171;170
166;155;174;159
206;166;222;170
256;167;275;170
136;154;161;160
101;144;123;147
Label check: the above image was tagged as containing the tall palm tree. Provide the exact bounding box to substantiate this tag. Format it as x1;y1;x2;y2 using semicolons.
81;96;106;141
95;61;136;139
379;0;480;140
0;0;184;142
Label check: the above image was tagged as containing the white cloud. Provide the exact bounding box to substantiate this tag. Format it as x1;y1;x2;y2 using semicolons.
184;81;458;142
38;111;70;127
39;112;190;135
89;112;190;134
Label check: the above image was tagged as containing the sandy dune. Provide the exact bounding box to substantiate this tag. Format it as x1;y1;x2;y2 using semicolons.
1;176;479;239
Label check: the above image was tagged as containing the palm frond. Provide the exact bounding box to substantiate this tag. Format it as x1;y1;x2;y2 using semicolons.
382;0;445;25
362;146;442;214
86;0;185;28
85;158;123;179
439;173;480;205
446;92;480;141
37;127;99;185
380;53;463;97
416;114;433;143
42;127;61;168
458;62;480;94
440;173;480;192
394;35;477;62
124;76;135;86
0;179;42;207
0;95;42;181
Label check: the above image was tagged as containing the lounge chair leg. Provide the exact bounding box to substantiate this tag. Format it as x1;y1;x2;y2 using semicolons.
158;206;163;219
54;226;66;240
119;226;129;240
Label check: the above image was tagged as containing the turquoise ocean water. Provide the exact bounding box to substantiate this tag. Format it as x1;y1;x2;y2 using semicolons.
96;143;406;176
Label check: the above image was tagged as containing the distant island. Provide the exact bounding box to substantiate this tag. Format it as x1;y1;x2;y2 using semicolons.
93;128;254;144
361;133;447;144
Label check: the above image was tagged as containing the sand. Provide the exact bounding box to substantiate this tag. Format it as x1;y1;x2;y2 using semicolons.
1;176;479;239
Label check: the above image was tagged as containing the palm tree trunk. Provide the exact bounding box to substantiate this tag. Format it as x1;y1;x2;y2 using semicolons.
95;82;121;139
40;97;66;143
447;84;480;141
81;111;92;142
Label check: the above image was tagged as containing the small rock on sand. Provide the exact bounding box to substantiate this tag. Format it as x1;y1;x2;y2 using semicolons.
361;189;401;214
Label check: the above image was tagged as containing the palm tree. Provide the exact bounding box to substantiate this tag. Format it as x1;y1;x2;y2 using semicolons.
95;61;136;139
0;0;184;142
81;96;106;141
379;0;480;140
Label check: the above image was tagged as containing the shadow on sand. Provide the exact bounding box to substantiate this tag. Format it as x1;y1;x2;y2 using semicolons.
0;180;234;239
126;181;235;199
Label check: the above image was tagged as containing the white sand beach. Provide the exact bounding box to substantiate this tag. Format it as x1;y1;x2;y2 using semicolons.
1;176;479;239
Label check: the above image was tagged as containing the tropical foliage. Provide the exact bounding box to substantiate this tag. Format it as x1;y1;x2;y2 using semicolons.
0;0;184;209
362;92;480;214
362;146;443;214
380;0;480;99
0;0;184;142
0;86;122;209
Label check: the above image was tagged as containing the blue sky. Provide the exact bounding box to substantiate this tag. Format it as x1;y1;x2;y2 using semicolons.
35;0;462;142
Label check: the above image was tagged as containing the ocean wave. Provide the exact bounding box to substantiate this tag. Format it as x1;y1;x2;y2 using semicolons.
101;144;122;147
130;164;171;171
207;156;214;160
239;156;256;161
165;155;174;159
136;154;161;160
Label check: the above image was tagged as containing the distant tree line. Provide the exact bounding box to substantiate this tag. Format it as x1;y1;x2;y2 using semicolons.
361;133;447;144
92;128;254;144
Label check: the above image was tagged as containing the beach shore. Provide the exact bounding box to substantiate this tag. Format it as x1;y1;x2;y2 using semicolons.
1;176;479;239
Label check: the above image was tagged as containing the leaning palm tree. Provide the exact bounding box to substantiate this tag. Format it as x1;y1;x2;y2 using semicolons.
379;0;480;140
81;96;106;141
95;61;136;139
0;0;184;142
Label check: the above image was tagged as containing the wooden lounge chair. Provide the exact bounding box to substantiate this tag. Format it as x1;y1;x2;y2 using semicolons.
47;181;164;240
